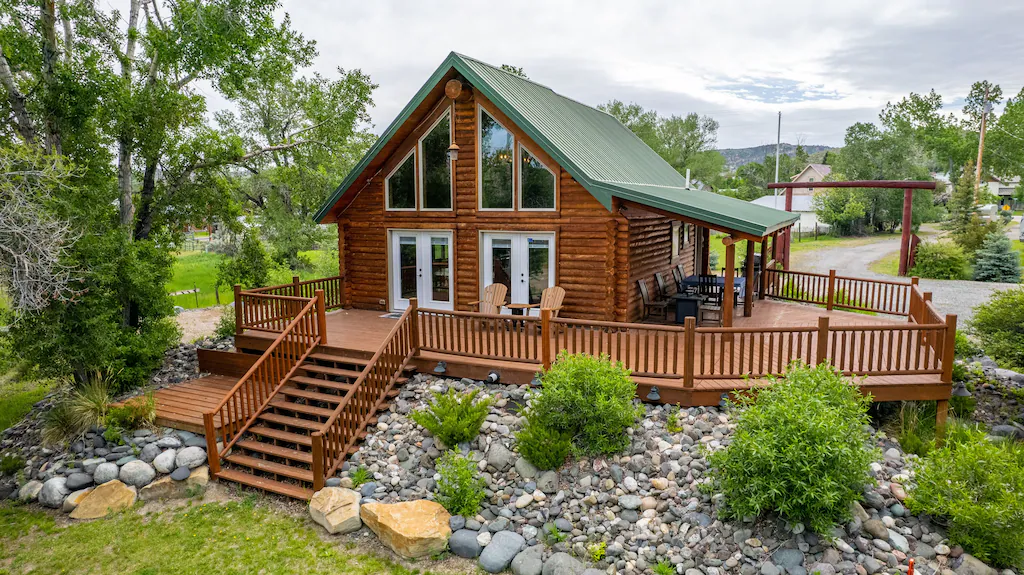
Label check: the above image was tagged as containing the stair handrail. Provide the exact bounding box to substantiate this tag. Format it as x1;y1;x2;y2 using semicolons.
204;292;326;475
311;300;418;490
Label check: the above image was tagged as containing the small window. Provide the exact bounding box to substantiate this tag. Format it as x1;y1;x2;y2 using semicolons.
479;108;514;210
420;110;453;210
386;151;416;210
519;145;555;210
671;221;681;257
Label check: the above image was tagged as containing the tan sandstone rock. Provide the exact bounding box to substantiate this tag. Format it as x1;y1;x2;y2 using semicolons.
62;488;94;513
309;487;361;534
70;480;137;520
360;500;451;559
139;466;210;501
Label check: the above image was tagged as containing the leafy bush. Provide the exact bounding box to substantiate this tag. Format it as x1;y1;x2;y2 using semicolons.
970;287;1024;370
216;229;270;291
707;363;876;533
972;231;1021;283
410;388;492;448
434;451;485;517
515;416;570;470
1;454;25;476
666;404;683;433
911;241;968;280
105;393;156;431
527;352;642;457
907;425;1024;567
954;331;982;359
214;308;236;339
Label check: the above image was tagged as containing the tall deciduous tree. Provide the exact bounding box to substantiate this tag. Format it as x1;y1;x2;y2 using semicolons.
217;69;376;266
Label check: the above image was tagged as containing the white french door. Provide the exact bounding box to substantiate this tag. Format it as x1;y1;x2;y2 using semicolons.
482;232;555;316
389;230;453;311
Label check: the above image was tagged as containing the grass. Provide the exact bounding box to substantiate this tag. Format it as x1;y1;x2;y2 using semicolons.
868;251;901;277
0;498;434;575
0;366;50;432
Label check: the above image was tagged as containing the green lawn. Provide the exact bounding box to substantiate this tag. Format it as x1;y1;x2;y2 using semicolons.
868;251;901;277
167;251;233;309
0;373;49;432
0;498;434;575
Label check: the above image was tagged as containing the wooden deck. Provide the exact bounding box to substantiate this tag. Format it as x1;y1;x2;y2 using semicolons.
146;375;243;434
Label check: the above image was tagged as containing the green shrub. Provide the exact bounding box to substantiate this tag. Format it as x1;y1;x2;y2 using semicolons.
515;416;570;470
973;231;1022;283
652;560;675;575
666;404;684;433
588;541;606;562
911;241;968;280
907;425;1024;567
0;454;25;476
528;352;643;457
67;376;112;429
410;388;492;448
434;451;485;517
349;466;370;488
954;331;982;359
971;287;1024;370
707;363;876;533
105;393;156;431
214;308;236;340
215;229;270;291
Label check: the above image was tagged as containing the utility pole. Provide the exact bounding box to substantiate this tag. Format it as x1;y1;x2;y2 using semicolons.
773;111;781;200
974;85;991;202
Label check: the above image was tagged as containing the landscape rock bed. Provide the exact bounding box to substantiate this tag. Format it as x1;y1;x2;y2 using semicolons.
330;374;1011;575
963;357;1024;437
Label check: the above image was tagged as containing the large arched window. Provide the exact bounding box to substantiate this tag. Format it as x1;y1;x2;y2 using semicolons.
478;107;514;210
419;109;453;210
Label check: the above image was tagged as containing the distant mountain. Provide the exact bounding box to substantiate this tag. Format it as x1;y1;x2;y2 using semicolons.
717;144;834;170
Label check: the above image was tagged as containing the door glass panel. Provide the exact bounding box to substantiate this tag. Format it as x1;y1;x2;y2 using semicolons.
527;238;550;305
399;237;417;300
430;237;450;302
490;239;512;296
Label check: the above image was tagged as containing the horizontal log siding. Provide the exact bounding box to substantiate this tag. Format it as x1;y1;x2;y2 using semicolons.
626;209;697;322
335;90;617;319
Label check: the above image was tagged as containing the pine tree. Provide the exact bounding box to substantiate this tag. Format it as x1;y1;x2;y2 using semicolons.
972;231;1022;283
947;162;977;245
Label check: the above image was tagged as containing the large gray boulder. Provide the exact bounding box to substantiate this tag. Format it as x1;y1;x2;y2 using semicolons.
511;545;545;575
448;529;482;559
139;442;162;463
93;462;119;485
486;442;515;472
65;472;93;491
542;552;585;575
536;470;558;494
955;554;998;575
153;449;177;474
174;446;207;469
18;480;43;501
479;530;526;573
38;477;70;508
119;460;156;488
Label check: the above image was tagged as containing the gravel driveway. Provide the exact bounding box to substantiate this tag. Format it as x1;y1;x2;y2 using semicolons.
791;232;1020;323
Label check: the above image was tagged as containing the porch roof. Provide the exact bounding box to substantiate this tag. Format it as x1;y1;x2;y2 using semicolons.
315;52;798;239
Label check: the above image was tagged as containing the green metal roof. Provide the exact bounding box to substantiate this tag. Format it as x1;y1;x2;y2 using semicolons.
316;52;797;237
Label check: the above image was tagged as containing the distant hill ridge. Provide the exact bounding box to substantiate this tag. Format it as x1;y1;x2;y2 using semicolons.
718;144;833;170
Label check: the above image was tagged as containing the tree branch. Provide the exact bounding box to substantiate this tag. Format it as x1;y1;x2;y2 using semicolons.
0;46;37;145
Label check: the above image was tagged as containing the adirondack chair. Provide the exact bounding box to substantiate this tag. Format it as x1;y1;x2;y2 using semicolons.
638;279;669;321
523;286;566;317
470;283;508;315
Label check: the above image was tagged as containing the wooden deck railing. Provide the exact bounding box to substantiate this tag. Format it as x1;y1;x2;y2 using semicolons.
552;317;686;377
235;276;343;334
417;308;543;364
762;268;916;316
694;324;819;379
312;301;418;489
203;291;326;474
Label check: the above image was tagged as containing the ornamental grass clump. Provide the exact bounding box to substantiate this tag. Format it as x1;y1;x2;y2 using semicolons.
525;352;643;458
906;424;1024;567
410;387;492;448
707;362;876;534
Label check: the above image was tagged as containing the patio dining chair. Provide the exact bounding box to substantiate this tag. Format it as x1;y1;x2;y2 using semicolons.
470;283;508;315
638;279;669;321
697;275;724;326
654;272;671;299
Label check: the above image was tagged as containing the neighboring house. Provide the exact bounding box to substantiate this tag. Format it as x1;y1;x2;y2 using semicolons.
982;176;1021;210
314;52;796;323
748;193;829;233
791;163;832;186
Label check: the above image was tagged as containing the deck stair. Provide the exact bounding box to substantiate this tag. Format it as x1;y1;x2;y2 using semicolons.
215;349;411;499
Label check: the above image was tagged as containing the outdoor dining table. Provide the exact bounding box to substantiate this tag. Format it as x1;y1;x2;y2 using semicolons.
679;275;747;300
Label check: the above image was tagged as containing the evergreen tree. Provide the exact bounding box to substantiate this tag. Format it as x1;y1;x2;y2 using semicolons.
973;231;1022;283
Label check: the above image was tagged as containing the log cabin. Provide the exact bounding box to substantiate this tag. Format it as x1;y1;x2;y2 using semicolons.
314;52;799;323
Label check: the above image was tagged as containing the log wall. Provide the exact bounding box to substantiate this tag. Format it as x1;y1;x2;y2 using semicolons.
626;209;697;322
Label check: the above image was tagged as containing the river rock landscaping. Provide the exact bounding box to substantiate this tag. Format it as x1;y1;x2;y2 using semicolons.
317;373;1016;575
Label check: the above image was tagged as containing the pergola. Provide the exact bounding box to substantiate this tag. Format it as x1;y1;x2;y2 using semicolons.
766;180;938;276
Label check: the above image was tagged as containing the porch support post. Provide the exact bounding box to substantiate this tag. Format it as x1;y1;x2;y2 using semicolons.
898;187;913;276
315;289;327;342
700;228;711;275
233;284;242;336
337;222;349;307
723;239;736;327
783;186;794;270
541;308;552;371
758;238;768;300
743;239;755;317
409;297;420;355
292;275;301;297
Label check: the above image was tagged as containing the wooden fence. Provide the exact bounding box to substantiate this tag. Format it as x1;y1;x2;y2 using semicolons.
203;292;325;473
762;268;916;316
417;309;543;364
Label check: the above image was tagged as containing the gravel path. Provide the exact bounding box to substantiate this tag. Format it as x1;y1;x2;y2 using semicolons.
792;233;1019;323
175;306;225;342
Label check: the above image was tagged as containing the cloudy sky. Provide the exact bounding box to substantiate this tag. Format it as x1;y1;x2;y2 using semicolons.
271;0;1022;149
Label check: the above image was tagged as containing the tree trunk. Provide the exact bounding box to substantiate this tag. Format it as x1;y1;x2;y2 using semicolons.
40;0;63;155
133;158;159;241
